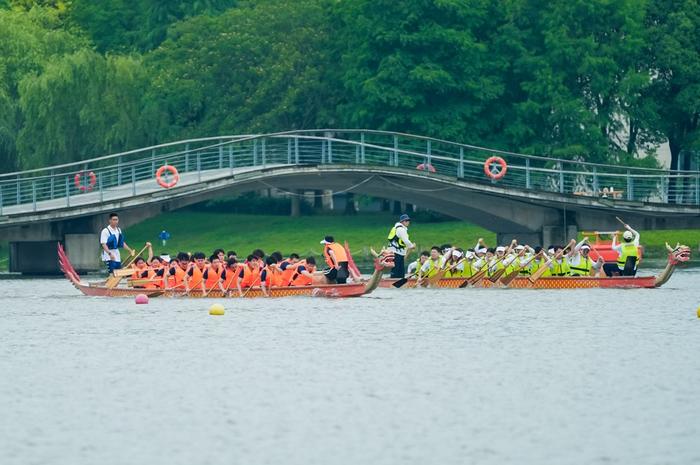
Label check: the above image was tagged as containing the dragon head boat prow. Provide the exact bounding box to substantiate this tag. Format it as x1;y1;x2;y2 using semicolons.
655;242;692;287
363;248;395;293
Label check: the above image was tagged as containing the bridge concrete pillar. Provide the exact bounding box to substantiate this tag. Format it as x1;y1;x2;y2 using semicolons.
290;190;301;217
9;234;101;274
64;234;101;271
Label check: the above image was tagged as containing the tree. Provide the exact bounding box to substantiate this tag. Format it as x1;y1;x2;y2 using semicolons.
645;0;700;201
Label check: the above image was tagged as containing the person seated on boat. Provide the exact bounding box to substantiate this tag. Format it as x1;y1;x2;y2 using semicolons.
528;247;549;276
220;258;239;295
203;255;227;294
567;238;603;277
406;251;429;277
185;252;208;294
131;256;156;289
417;246;444;285
289;257;317;286
508;245;529;276
237;255;262;296
260;256;283;296
603;224;641;277
548;245;571;276
148;256;166;288
471;245;489;275
321;236;350;284
443;248;466;278
279;253;301;286
165;252;190;290
227;251;237;261
252;249;266;268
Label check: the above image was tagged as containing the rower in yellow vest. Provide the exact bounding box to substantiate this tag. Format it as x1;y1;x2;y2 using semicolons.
418;246;444;284
604;223;641;277
548;245;570;276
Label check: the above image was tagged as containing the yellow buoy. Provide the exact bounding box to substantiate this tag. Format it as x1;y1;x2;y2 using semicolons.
697;307;700;319
209;303;225;316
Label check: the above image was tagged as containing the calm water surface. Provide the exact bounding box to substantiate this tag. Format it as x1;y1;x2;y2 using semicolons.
1;270;699;465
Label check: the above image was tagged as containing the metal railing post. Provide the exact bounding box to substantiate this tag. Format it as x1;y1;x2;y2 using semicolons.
328;139;332;164
287;139;292;164
0;186;3;215
558;162;564;193
393;135;398;167
525;158;531;189
229;144;234;174
427;140;432;167
294;137;299;164
151;149;156;176
355;145;359;164
627;170;633;201
65;176;70;207
16;175;20;205
117;156;122;185
185;144;190;172
197;152;201;182
262;138;266;167
131;166;136;196
592;167;598;195
32;181;36;212
99;172;104;202
219;140;224;169
360;132;365;164
459;148;464;178
50;170;55;199
253;140;258;166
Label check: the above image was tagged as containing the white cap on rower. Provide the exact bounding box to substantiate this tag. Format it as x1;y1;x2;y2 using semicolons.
466;251;475;260
623;231;634;241
547;248;555;255
160;254;171;262
496;246;505;253
452;250;463;258
580;244;591;251
476;247;487;255
515;245;525;251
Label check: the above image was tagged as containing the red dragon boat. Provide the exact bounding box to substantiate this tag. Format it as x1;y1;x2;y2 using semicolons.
380;243;690;290
58;243;394;298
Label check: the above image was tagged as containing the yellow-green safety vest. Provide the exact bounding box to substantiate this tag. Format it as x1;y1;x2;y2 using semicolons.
551;260;570;276
387;225;408;249
570;256;591;276
617;244;639;268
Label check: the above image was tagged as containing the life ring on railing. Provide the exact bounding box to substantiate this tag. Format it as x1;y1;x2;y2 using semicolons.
74;171;97;192
416;163;436;173
156;165;179;189
484;156;507;180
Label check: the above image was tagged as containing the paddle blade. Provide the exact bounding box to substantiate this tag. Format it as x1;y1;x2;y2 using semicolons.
392;278;409;288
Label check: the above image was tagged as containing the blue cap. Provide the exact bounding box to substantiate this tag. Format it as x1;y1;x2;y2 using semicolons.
399;214;411;222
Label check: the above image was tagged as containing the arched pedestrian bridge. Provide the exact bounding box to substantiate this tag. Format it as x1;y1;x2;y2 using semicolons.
1;130;699;272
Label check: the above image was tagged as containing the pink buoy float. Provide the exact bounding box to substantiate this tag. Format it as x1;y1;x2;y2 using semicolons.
135;294;149;304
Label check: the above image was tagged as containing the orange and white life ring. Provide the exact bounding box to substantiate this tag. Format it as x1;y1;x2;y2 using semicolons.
74;171;97;192
484;156;507;180
416;163;436;173
156;165;179;189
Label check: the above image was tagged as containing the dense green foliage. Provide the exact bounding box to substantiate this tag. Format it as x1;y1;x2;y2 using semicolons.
1;0;699;174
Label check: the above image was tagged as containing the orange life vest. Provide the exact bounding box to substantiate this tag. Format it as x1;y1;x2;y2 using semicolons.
222;265;239;290
131;267;156;289
280;260;301;286
290;264;315;286
150;265;164;289
240;264;260;288
263;265;283;288
188;264;205;289
323;243;348;268
204;264;223;289
168;266;186;288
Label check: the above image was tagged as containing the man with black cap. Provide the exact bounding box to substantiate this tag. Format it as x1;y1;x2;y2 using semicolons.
320;235;350;284
387;213;415;278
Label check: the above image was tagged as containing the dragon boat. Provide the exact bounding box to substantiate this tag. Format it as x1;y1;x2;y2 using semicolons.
58;243;395;298
380;243;691;290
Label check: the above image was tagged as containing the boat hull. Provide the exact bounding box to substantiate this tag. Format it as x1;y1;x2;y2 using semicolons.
380;275;658;289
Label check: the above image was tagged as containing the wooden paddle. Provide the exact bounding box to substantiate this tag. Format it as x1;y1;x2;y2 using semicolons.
527;244;571;284
106;243;149;289
393;271;418;288
499;252;541;287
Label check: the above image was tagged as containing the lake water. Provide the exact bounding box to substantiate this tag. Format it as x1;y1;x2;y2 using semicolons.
1;269;699;465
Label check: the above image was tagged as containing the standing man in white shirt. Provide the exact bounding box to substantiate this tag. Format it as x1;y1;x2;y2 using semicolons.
387;213;415;278
100;212;135;274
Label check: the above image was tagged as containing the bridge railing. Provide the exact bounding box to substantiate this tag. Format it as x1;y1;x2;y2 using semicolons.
0;130;699;215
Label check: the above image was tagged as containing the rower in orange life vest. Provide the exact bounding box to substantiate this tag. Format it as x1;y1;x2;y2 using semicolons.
320;236;350;284
289;256;317;286
260;256;283;296
185;251;208;293
129;242;154;288
219;258;240;295
165;252;189;290
236;254;262;296
278;253;301;285
203;254;227;294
